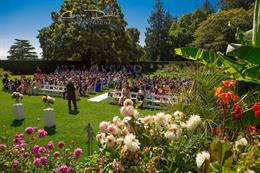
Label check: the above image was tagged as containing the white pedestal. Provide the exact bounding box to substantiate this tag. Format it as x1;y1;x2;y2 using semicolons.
13;103;24;120
43;108;55;128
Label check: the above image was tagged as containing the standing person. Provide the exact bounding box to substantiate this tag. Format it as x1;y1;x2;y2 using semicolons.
66;78;78;112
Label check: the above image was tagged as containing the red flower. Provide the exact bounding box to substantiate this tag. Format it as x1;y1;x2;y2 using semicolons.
210;128;217;136
222;80;236;87
217;91;239;105
231;103;243;121
252;102;260;118
248;124;257;133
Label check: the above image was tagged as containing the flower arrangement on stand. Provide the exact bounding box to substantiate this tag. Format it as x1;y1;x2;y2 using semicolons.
42;96;55;108
42;96;56;128
11;92;24;121
12;92;23;103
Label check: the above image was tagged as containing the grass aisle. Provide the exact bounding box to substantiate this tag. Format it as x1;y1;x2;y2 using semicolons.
0;82;159;152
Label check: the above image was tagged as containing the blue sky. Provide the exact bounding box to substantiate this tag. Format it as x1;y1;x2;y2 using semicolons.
0;0;219;59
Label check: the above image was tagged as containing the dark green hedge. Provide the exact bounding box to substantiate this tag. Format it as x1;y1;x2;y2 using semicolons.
0;60;193;75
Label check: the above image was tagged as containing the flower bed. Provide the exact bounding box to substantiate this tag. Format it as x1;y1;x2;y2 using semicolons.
1;80;260;172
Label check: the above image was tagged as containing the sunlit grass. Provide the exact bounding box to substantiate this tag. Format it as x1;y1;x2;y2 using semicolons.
0;81;159;154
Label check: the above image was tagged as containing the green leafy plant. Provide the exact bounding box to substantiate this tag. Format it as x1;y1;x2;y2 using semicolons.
161;64;227;124
175;1;260;85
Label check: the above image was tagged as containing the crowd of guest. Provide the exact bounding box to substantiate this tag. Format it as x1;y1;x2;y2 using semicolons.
1;64;143;97
2;63;192;108
111;76;193;107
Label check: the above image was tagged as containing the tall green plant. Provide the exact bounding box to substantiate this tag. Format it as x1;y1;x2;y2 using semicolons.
253;0;260;47
163;64;227;123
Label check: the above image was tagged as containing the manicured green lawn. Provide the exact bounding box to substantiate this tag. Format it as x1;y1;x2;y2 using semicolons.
0;81;159;153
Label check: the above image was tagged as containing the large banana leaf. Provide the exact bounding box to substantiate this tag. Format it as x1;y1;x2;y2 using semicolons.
227;46;260;64
175;47;221;66
243;65;260;80
175;47;244;72
175;47;203;61
175;47;260;84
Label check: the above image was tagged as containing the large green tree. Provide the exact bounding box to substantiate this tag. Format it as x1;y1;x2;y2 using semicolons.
191;8;253;52
145;0;173;61
7;39;38;60
126;28;143;61
38;0;140;64
169;8;208;50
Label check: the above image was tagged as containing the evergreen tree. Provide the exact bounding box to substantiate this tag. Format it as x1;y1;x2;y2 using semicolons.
7;39;38;60
202;0;214;14
161;11;174;61
145;0;173;61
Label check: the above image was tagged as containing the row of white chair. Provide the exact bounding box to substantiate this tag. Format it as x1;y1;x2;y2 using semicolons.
35;82;108;97
38;85;66;97
109;90;175;108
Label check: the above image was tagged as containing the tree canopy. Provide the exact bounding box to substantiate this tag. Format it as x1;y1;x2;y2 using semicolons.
169;8;208;51
7;39;38;61
191;8;253;52
38;0;141;64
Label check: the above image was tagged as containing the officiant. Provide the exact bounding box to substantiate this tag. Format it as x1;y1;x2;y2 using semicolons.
66;78;78;112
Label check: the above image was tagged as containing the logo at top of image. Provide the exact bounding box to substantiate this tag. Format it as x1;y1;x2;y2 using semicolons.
59;10;117;26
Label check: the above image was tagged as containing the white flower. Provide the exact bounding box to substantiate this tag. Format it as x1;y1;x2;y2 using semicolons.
99;121;109;133
143;115;154;125
120;106;136;118
185;115;202;130
154;112;170;128
165;114;172;122
123;99;133;107
235;138;248;147
123;116;132;123
116;137;124;145
122;127;129;135
173;111;185;120
105;135;116;149
132;109;139;119
247;169;255;173
112;116;123;126
165;124;181;140
124;134;140;153
96;133;106;145
108;124;119;135
196;151;210;168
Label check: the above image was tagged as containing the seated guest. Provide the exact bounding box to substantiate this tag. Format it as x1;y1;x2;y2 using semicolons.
119;83;130;106
136;86;146;108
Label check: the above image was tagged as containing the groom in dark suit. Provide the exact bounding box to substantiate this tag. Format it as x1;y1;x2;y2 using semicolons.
66;78;78;112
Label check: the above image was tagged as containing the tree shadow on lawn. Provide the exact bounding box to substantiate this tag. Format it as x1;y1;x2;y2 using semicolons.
44;126;56;136
11;119;24;127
